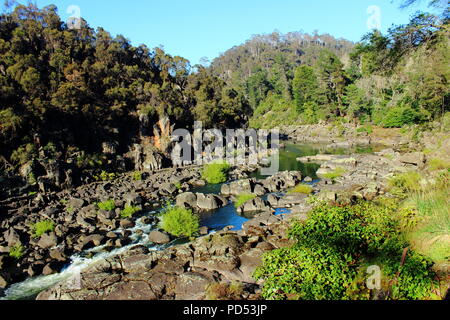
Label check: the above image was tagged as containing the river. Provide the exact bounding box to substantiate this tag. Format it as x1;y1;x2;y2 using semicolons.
0;143;375;300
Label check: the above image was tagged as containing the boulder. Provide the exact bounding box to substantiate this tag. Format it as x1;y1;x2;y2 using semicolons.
120;219;135;229
37;232;58;249
124;193;142;206
237;197;271;214
196;194;226;211
0;275;7;289
4;228;21;246
68;198;85;209
149;231;171;245
399;152;426;167
176;192;197;209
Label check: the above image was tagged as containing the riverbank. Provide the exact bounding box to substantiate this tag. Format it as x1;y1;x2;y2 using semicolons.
1;123;449;300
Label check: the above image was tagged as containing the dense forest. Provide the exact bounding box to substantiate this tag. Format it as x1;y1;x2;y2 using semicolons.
0;1;449;179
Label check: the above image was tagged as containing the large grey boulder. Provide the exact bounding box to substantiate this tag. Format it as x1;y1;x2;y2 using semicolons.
236;197;271;214
176;192;197;208
37;232;58;249
149;231;171;245
4;228;21;246
68;198;85;210
399;152;426;167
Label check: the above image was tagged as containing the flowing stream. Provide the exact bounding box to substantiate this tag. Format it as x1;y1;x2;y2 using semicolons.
1;143;375;300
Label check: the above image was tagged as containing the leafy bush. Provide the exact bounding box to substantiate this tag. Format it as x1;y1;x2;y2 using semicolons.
234;193;256;208
132;171;142;181
322;167;346;180
202;161;231;184
31;220;55;238
9;243;25;259
75;153;106;169
428;158;450;171
95;170;117;181
389;171;422;195
288;184;313;195
97;199;116;211
357;125;373;134
120;205;141;219
11;144;37;166
160;205;200;238
382;106;422;128
254;201;436;300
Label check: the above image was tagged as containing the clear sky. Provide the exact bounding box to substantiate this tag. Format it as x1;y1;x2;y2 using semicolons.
16;0;434;65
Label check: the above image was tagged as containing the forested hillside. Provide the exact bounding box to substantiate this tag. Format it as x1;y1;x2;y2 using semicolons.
0;3;250;176
0;1;449;180
244;11;449;128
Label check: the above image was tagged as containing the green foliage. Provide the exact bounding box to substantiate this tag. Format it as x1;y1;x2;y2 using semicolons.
293;65;319;111
31;220;55;238
95;170;117;181
357;125;373;134
0;108;22;140
75;153;106;169
234;193;257;208
254;201;436;300
97;199;116;211
159;205;200;238
322;167;346;180
132;171;142;181
174;182;182;190
428;158;450;171
11;144;37;166
120;205;141;219
9;243;26;259
201;161;231;184
382;106;423;128
389;171;423;195
288;184;313;195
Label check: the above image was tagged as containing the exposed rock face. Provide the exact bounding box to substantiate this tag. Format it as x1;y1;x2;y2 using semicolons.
0;166;203;286
36;227;287;301
399;152;426;168
132;142;164;172
280;124;372;146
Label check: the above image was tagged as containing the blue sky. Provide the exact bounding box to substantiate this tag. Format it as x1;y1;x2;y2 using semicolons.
16;0;433;65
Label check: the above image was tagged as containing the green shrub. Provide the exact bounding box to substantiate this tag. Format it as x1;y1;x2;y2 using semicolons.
9;243;25;259
322;167;346;180
95;170;116;181
382;107;421;128
160;205;200;238
288;184;313;195
31;220;55;238
357;125;373;134
97;199;116;211
174;182;182;190
202;161;231;184
428;158;450;171
132;171;142;181
254;201;436;300
234;193;256;208
389;171;422;195
11;143;37;166
120;205;141;219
